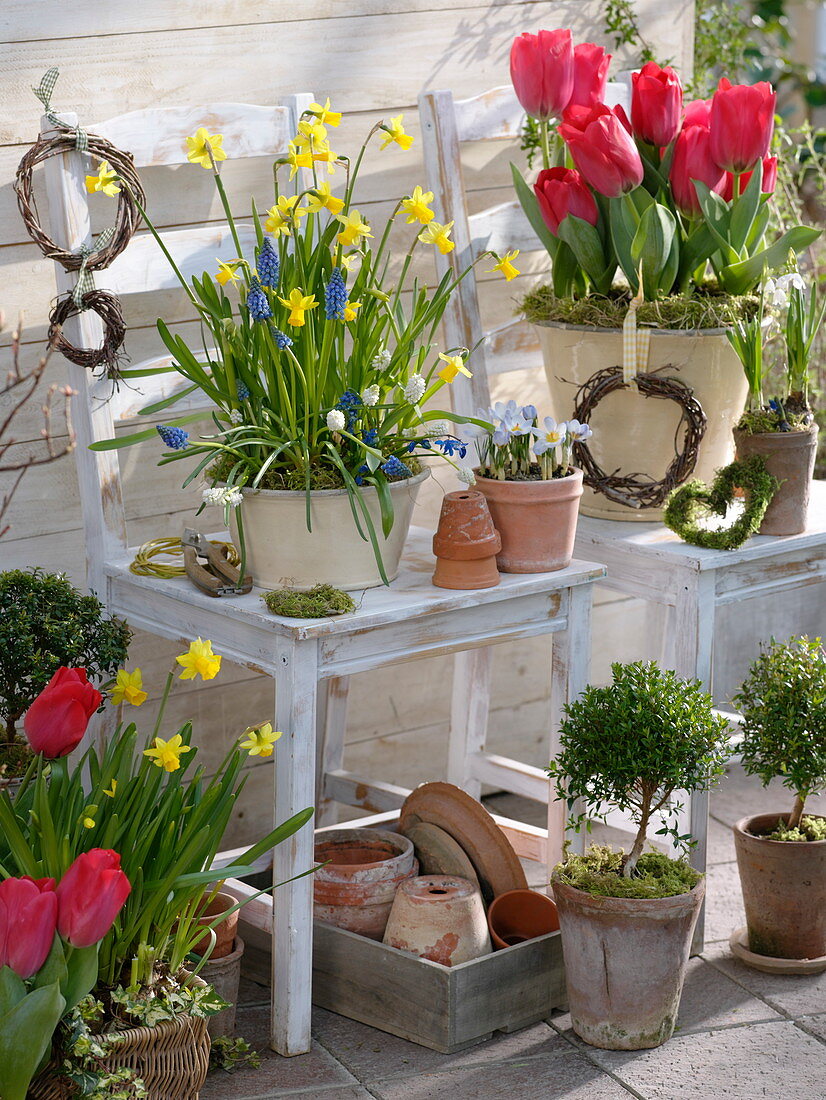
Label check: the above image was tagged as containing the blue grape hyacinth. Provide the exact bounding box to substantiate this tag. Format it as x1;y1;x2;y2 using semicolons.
256;238;280;287
325;268;347;320
236;381;250;400
246;276;273;321
156;424;189;450
269;326;293;349
381;455;412;478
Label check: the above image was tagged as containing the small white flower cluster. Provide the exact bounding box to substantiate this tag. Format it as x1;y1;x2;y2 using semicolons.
764;271;806;310
229;409;243;425
371;348;392;370
456;466;476;485
362;384;381;407
203;486;244;508
403;374;426;404
426;420;449;437
326;409;346;432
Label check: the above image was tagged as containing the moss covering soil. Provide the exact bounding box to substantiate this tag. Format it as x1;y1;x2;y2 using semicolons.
209;453;421;492
553;845;702;899
521;283;759;331
765;815;826;843
262;584;356;619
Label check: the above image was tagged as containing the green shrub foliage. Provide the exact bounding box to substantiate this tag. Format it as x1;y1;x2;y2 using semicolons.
734;636;826;828
548;661;730;875
0;568;131;739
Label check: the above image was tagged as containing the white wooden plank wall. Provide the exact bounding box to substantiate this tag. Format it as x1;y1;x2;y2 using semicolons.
0;1;724;846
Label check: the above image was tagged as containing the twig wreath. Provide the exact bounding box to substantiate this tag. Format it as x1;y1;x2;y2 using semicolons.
570;365;707;509
663;455;779;550
47;290;127;376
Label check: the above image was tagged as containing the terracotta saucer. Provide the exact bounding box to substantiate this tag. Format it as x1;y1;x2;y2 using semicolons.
729;927;826;975
398;782;527;904
404;821;480;888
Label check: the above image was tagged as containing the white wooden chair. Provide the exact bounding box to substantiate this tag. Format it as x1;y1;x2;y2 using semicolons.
46;97;605;1054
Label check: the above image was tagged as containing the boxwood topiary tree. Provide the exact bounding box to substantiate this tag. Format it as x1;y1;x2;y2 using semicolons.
734;636;826;830
0;568;131;741
548;661;731;877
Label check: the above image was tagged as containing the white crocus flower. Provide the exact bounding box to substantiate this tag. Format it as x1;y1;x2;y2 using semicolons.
533;417;568;455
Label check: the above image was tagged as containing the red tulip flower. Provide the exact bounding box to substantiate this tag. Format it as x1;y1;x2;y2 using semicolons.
510;29;574;120
0;876;58;979
669;122;727;216
722;156;778;202
24;667;103;759
683;98;712;130
559;103;643;198
631;61;683;147
56;849;131;948
709;78;776;173
569;42;611;110
534;167;599;235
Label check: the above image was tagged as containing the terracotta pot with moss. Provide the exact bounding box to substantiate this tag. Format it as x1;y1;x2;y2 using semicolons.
548;661;730;1049
730;638;826;972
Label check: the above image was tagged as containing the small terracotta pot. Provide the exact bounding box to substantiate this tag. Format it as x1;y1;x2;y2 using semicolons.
313;829;417;940
190;891;239;959
487;889;559;949
474;469;583;572
733;812;826;961
432;490;501;590
552;876;705;1049
383;875;491;965
198;936;245;1038
734;424;818;535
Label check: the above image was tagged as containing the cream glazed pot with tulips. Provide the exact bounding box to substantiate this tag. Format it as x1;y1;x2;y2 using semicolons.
509;29;820;521
95;103;517;590
468;403;592;572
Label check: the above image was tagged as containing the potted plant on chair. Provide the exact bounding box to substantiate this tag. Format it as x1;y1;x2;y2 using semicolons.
730;636;826;972
548;661;730;1049
510;29;819;521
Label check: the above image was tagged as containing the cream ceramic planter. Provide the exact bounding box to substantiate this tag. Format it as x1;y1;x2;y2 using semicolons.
229;469;428;591
535;322;749;522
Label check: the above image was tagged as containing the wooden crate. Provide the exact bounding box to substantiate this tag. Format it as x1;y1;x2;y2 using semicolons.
226;810;565;1053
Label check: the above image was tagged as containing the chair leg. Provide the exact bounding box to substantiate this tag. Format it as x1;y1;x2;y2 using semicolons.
315;676;350;826
271;641;318;1056
447;647;492;800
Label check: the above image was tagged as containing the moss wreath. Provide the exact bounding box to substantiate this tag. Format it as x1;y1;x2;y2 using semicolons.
663;455;780;550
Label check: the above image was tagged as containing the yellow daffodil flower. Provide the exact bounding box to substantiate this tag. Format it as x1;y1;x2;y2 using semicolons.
342;300;362;322
278;288;319;327
265;195;308;238
144;733;192;773
437;352;472;383
295;118;328;150
240;722;283;758
418;220;455;254
311;146;339;174
336;209;373;248
185;127;227;170
401;185;435;225
85;160;121;197
488;250;521;282
306;181;344;215
83;815;96;829
339;253;358;272
309;98;342;128
284;141;314;181
176;637;222;681
216;259;243;286
380;115;414;151
103;780;117;798
111;668;148;707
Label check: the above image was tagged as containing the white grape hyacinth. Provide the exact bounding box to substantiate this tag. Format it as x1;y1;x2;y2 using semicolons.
403;374;427;404
326;409;346;432
456;466;476;485
362;384;381;407
203;486;244;508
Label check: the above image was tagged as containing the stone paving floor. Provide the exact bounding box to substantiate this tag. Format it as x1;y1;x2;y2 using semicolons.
202;763;826;1099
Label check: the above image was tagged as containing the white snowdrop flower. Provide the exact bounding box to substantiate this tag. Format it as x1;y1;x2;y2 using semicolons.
326;409;346;432
403;374;426;404
457;466;476;485
777;271;805;295
362;384;380;407
426;420;449;437
229;409;243;425
371;348;392;370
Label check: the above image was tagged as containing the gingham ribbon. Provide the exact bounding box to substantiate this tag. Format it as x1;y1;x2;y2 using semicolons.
71;226;115;306
622;280;651;384
33;67;88;152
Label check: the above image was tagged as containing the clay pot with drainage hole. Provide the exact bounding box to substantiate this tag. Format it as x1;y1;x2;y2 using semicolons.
383;875;491;965
488;889;559;950
432;490;501;589
313;829;417;940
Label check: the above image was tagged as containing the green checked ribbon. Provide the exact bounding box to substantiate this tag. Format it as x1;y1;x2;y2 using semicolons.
33;66;88;151
71;226;115;305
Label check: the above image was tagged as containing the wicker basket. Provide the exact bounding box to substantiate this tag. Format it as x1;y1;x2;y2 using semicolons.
28;1005;210;1100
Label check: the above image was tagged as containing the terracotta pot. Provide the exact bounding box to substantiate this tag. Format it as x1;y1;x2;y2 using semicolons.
474;469;583;572
383;875;491;965
535;322;747;521
198;935;244;1038
229;469;429;591
733;813;826;961
552;876;705;1049
488;888;559;949
313;829;417;940
734;425;818;535
432;489;501;590
190;891;239;959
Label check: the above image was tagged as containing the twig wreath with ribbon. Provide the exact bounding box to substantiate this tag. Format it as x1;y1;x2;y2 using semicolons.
47;289;127;376
664;456;779;550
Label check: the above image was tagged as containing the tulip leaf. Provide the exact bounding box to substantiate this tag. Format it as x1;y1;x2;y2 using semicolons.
719;225;822;294
609;191;654;291
0;967;26;1015
692;182;739;264
728;165;763;255
557;214;613;292
551;239;580;297
631;204;677;298
62;943;100;1014
510;163;558;257
0;980;65;1100
30;935;67;993
678;223;718;288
